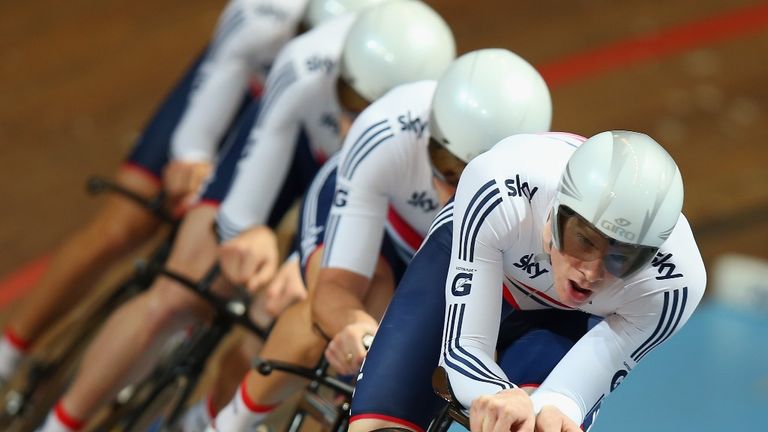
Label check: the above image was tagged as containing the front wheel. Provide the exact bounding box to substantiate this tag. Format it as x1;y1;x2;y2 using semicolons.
86;371;192;432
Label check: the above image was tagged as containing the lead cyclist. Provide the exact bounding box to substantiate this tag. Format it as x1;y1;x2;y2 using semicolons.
350;130;706;432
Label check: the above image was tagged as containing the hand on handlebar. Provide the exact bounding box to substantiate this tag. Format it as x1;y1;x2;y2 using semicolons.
534;405;581;432
259;256;307;317
470;388;535;432
162;160;212;214
219;226;279;294
325;321;377;376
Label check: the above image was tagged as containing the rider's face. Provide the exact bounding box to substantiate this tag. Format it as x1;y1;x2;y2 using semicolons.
428;138;466;205
336;77;369;116
544;215;618;307
336;78;370;139
431;176;457;206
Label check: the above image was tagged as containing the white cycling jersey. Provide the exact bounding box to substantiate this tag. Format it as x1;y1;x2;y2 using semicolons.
171;0;309;163
216;13;356;240
322;81;441;278
437;133;707;425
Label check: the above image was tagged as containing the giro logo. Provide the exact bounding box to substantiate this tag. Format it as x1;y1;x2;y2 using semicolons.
610;369;628;392
614;218;631;227
600;219;636;241
451;272;473;297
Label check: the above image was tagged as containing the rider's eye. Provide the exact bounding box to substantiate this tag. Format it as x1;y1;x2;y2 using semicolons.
607;254;628;263
577;233;594;248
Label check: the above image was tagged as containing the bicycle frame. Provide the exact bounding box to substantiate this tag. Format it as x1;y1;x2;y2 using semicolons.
254;357;355;432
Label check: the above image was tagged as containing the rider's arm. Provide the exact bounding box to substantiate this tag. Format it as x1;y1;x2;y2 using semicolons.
438;156;521;409
311;108;402;337
214;50;311;241
170;2;301;163
530;218;706;425
311;268;380;337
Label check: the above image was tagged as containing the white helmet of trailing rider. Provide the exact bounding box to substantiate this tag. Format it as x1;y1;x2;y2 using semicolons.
551;130;684;278
303;0;389;29
429;48;552;163
340;0;456;102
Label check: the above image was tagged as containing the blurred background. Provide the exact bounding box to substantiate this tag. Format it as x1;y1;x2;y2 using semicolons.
0;0;766;430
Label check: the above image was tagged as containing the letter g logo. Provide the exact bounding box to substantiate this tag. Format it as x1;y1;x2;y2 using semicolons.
451;272;473;297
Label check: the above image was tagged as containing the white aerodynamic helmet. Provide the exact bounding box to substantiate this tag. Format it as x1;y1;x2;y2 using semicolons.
429;49;552;163
304;0;389;28
341;0;456;102
552;131;684;277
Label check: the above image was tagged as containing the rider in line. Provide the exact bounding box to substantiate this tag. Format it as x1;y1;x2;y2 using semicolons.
35;1;452;431
0;0;307;386
208;48;552;431
350;131;706;431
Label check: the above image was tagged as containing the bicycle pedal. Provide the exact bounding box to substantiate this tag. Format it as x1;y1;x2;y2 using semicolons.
3;390;25;416
115;384;137;403
253;424;273;432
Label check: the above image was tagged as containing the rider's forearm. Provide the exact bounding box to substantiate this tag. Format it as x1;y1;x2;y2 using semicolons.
311;274;377;338
170;60;250;163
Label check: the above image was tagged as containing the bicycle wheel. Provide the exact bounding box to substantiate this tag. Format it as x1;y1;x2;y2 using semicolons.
89;326;214;432
125;375;193;432
0;355;85;432
0;277;145;431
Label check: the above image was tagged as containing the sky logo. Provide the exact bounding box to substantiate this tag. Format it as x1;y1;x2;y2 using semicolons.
306;56;335;74
255;4;289;21
505;175;538;203
398;111;428;138
407;191;438;212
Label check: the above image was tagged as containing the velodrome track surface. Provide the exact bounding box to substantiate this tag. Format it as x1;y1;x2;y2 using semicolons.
1;1;766;430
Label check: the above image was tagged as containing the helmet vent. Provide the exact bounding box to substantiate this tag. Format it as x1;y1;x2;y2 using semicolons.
559;164;582;201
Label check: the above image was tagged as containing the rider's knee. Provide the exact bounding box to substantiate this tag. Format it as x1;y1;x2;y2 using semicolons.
296;332;327;365
309;297;326;331
84;207;155;255
289;304;327;363
143;279;210;327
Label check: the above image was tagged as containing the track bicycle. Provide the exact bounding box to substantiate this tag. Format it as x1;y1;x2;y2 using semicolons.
0;177;177;431
85;264;270;432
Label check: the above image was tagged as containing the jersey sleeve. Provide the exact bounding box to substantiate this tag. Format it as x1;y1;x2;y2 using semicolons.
170;2;300;162
530;233;707;425
320;105;402;278
215;56;306;240
438;155;522;409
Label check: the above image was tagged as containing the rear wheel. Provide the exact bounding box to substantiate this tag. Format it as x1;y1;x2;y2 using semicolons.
0;276;143;431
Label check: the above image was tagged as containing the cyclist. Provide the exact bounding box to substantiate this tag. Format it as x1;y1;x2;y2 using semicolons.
208;48;552;431
34;1;453;431
349;131;706;431
0;0;308;384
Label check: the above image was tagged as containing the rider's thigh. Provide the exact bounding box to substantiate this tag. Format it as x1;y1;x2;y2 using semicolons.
143;276;214;326
164;205;219;275
86;168;163;249
142;205;222;323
